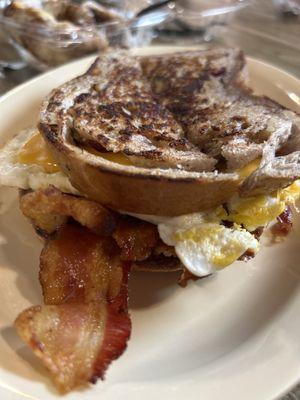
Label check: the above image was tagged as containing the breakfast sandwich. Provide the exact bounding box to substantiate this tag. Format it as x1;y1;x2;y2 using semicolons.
0;48;300;393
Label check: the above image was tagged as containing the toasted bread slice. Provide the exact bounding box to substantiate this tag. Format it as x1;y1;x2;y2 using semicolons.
41;50;215;172
39;48;300;215
142;50;300;197
141;50;300;171
39;49;239;215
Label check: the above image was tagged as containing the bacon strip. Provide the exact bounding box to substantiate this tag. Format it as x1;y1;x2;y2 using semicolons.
272;206;293;237
113;216;159;261
15;223;131;393
39;224;124;304
20;187;180;271
20;186;116;236
178;268;202;287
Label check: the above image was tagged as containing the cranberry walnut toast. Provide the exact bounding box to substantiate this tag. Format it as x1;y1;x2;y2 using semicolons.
39;48;300;216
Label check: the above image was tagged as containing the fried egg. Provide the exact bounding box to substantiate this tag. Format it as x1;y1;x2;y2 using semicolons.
227;193;285;231
132;181;300;278
1;130;300;279
158;211;259;277
280;180;300;207
0;128;78;194
227;182;300;232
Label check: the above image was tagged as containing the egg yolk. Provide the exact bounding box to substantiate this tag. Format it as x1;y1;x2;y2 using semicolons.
17;132;60;173
279;180;300;205
226;180;300;231
227;194;285;231
85;147;132;166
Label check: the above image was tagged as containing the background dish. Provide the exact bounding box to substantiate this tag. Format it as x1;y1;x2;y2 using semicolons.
0;46;300;400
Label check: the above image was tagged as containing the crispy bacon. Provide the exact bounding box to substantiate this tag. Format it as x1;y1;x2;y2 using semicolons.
90;301;130;382
16;303;106;392
20;188;180;270
153;240;177;258
15;301;131;393
113;216;159;261
15;223;131;393
239;249;256;262
178;268;202;287
272;206;293;237
40;224;123;304
20;186;116;236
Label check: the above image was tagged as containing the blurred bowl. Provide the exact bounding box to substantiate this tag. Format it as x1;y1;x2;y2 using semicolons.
169;0;249;31
0;0;166;70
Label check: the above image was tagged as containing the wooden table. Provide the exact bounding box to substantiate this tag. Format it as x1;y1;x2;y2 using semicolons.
0;0;299;398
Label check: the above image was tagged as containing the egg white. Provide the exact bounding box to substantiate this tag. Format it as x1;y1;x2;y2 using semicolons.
159;219;259;277
0;128;78;194
129;209;260;277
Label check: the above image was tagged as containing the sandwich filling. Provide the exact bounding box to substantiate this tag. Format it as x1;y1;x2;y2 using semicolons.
1;128;300;278
129;179;300;277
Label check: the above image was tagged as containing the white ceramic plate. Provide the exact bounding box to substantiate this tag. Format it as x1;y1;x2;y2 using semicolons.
0;46;300;400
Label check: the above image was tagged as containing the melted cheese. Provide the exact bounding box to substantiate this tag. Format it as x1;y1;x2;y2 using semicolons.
86;147;132;166
237;158;261;179
17;131;133;173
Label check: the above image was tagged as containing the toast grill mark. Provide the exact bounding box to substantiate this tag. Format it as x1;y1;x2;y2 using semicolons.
141;50;288;157
40;51;217;173
141;49;300;193
39;49;300;193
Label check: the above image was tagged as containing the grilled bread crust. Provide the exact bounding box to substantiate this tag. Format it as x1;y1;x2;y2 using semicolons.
39;48;300;215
